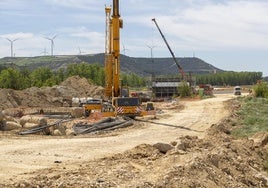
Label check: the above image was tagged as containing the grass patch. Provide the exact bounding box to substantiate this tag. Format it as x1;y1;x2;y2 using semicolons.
231;97;268;172
231;97;268;138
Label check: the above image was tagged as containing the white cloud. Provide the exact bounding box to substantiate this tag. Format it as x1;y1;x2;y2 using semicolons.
0;32;48;57
44;0;104;10
0;32;34;40
0;0;267;75
152;1;268;51
119;0;268;52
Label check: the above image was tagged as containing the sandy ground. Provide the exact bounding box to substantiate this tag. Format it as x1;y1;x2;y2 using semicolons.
0;93;237;184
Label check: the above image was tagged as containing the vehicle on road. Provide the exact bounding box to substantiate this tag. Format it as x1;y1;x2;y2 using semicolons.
234;86;241;95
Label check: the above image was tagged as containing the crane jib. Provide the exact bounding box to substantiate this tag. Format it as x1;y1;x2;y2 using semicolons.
152;18;185;79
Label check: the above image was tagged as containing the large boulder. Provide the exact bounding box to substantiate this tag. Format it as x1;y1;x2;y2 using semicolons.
2;121;22;131
70;107;84;118
20;115;47;127
153;142;174;153
24;122;39;128
250;132;268;147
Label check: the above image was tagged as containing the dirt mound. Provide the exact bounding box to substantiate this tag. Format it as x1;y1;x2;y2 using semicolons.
60;75;103;98
7;119;268;188
158;122;268;187
0;76;104;110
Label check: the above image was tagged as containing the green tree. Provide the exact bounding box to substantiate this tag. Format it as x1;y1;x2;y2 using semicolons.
121;73;146;87
55;68;66;84
29;67;54;87
66;63;105;86
0;68;24;89
19;68;31;89
196;71;262;86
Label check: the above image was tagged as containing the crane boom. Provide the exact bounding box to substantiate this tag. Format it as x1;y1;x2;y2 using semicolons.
152;18;185;79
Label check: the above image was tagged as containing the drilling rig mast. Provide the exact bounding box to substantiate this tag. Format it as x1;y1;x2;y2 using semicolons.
105;1;123;98
104;0;146;117
82;0;155;118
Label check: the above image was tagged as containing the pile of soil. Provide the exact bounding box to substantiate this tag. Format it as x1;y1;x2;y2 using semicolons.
7;117;268;187
0;76;104;110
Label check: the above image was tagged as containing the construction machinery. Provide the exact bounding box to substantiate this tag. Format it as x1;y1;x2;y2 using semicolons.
84;0;153;118
82;98;103;117
104;0;143;118
198;84;213;96
152;18;186;80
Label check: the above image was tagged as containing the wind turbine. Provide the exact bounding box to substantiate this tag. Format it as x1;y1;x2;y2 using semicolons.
122;43;129;55
6;38;19;57
78;47;86;55
44;35;57;56
146;44;157;76
146;44;156;63
41;47;49;56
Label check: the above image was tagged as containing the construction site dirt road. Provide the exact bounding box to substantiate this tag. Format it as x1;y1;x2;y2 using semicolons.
1;92;267;187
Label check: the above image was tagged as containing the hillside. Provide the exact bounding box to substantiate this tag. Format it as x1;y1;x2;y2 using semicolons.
0;54;223;76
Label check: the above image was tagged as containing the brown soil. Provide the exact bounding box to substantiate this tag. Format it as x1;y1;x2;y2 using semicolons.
0;76;104;110
0;78;267;187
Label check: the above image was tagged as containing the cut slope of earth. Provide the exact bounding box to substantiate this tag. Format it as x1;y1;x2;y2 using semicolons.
0;76;103;110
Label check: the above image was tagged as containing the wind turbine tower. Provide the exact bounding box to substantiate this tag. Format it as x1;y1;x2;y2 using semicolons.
122;43;129;55
44;35;57;56
41;47;49;56
146;44;157;76
146;44;156;63
6;38;19;57
78;47;85;55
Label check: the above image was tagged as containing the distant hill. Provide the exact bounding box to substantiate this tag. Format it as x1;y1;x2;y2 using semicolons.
0;53;223;76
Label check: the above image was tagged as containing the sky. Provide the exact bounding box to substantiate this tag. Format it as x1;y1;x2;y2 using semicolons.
0;0;268;76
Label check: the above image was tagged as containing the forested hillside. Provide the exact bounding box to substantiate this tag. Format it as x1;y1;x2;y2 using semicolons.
0;53;222;76
0;54;264;89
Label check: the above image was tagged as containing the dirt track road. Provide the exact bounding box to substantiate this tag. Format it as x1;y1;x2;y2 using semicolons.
0;94;235;183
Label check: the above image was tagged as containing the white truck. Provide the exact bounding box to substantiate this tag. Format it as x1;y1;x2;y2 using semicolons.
234;86;241;95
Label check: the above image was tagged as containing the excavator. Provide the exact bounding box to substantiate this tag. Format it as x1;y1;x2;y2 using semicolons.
84;0;153;118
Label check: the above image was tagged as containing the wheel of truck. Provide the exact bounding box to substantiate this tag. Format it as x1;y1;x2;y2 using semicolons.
85;109;91;117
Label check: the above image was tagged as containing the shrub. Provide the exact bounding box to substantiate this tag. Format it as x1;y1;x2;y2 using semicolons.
253;81;268;98
178;81;191;97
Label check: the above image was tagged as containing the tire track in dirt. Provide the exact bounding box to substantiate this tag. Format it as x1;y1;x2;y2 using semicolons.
0;94;234;184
